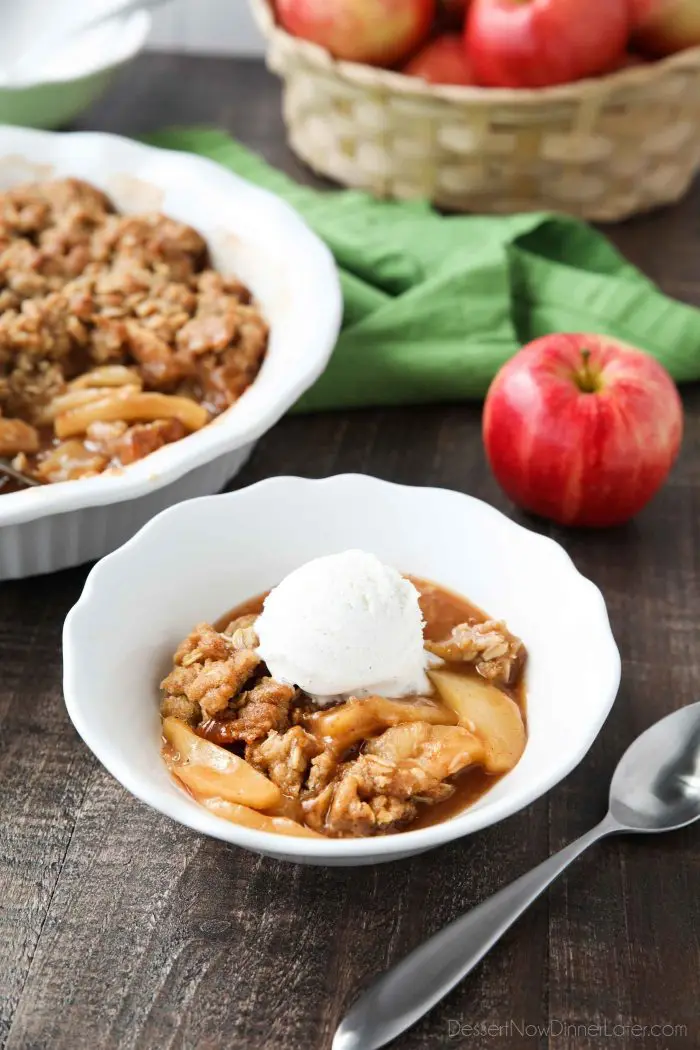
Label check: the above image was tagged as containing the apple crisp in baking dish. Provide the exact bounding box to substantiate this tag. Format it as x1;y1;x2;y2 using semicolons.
0;177;268;489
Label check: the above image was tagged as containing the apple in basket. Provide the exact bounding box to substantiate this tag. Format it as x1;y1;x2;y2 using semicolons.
275;0;436;66
466;0;631;87
630;0;700;56
482;334;683;527
404;34;475;83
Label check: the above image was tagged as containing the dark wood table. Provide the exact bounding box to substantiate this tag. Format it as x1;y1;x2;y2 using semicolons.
2;55;699;1050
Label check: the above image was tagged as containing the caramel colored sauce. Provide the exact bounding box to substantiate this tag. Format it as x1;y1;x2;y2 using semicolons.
215;593;266;630
410;576;526;828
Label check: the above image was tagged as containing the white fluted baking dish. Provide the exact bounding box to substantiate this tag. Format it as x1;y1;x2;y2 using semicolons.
0;127;342;580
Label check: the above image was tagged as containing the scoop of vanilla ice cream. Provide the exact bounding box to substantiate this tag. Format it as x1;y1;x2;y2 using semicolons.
255;550;429;705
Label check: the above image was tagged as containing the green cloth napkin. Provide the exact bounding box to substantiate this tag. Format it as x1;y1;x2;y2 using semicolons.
147;128;700;412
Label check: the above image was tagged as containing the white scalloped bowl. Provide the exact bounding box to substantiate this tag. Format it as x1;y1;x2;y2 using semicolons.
0;127;342;579
63;475;621;866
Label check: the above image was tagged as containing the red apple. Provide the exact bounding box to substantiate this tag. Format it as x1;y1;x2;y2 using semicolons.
466;0;631;88
482;334;683;527
404;34;475;83
276;0;436;66
631;0;700;56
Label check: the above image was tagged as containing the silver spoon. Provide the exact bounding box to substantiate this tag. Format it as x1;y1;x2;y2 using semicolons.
334;702;700;1050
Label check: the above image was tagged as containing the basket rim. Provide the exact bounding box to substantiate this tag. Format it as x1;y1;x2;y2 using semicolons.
250;0;700;105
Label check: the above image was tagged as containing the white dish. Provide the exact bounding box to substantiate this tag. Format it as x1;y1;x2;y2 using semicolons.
0;127;342;579
63;474;621;866
0;11;151;128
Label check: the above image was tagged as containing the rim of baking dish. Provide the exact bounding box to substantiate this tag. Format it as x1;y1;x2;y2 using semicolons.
63;474;622;862
0;127;342;527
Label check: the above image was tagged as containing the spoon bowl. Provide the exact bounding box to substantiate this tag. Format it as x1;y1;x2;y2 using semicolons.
609;702;700;832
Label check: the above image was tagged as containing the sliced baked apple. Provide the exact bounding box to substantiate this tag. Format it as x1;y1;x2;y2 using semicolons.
304;694;457;753
366;721;485;779
428;670;526;774
203;798;324;838
163;716;280;809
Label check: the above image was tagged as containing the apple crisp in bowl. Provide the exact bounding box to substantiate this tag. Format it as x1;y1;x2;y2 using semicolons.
159;559;528;840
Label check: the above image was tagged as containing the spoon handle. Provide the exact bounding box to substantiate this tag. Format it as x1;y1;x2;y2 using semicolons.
334;813;619;1050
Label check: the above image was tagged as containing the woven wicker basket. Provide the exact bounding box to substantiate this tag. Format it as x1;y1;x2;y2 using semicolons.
250;0;700;220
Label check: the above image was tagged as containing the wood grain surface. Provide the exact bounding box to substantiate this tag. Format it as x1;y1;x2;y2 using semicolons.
1;55;699;1050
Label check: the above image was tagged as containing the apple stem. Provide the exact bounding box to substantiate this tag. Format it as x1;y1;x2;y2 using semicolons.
576;348;600;394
